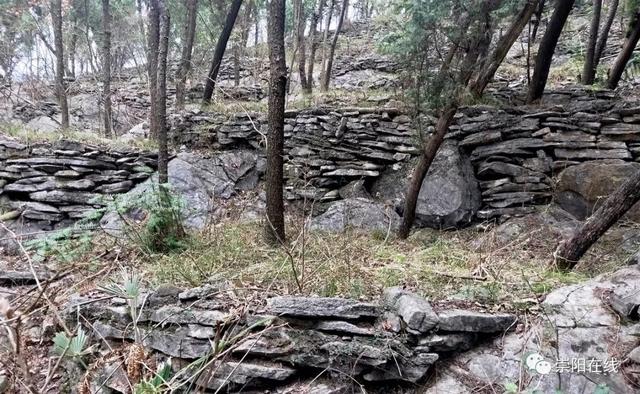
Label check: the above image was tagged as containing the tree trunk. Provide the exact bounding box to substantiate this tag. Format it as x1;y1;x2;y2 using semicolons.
295;0;310;92
68;5;79;79
265;0;287;245
554;170;640;270
321;0;348;91
147;0;160;139
307;0;326;90
319;0;336;86
101;0;113;137
606;10;640;89
594;0;620;72
51;0;69;129
582;0;602;84
175;0;198;109
397;104;458;239
157;0;170;184
470;0;539;96
527;0;576;103
202;0;244;104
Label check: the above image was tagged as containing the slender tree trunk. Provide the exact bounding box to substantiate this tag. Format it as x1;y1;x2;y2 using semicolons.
202;0;244;104
594;0;620;72
470;0;539;96
51;0;69;129
582;0;602;84
137;0;148;60
157;0;170;184
265;0;286;244
321;0;348;91
554;170;640;270
147;0;160;139
607;10;640;89
307;0;326;90
319;0;336;86
295;0;310;92
101;0;113;137
175;0;198;109
527;0;576;103
68;6;79;79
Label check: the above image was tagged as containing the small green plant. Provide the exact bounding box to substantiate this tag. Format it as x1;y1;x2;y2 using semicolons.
52;328;89;367
99;270;143;341
114;184;188;254
134;360;172;394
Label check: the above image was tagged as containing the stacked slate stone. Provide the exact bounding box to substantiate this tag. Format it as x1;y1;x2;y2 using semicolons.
0;137;157;223
449;96;640;219
170;108;418;202
65;285;516;392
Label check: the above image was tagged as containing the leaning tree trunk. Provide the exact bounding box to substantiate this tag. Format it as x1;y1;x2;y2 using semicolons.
51;0;69;129
470;0;539;96
307;0;326;91
527;0;576;103
319;0;336;86
101;0;113;137
554;169;640;270
320;0;349;91
265;0;287;245
156;0;170;183
582;0;602;84
202;0;243;104
175;0;198;109
607;10;640;89
593;0;620;72
397;104;458;239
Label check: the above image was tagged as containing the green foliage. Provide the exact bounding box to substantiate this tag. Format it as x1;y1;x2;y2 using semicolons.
115;184;188;254
52;328;89;363
134;360;172;394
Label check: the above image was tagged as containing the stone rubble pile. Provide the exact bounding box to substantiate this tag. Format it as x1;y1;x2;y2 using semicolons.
0;137;157;223
65;285;517;392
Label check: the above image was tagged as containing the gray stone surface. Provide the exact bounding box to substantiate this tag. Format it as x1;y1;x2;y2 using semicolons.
310;197;400;233
266;296;379;319
383;287;439;333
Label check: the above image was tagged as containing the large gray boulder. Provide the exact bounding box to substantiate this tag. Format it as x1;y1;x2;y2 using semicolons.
309;198;400;233
555;160;640;220
372;141;481;229
100;150;262;233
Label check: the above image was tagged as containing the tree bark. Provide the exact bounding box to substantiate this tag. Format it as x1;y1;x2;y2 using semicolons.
594;0;620;72
147;0;160;139
101;0;113;137
470;0;539;96
554;170;640;270
175;0;198;109
321;0;348;91
51;0;69;129
68;3;79;79
265;0;287;244
582;0;602;84
295;0;310;92
157;0;170;184
527;0;576;103
606;10;640;89
202;0;243;104
307;0;326;90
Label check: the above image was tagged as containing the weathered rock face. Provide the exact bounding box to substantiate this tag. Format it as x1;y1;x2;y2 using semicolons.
100;150;263;233
371;142;481;229
0;136;156;224
309;197;400;233
426;266;640;394
555;160;640;220
64;285;518;392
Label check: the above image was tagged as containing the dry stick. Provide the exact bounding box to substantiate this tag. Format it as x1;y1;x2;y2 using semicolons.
0;223;71;336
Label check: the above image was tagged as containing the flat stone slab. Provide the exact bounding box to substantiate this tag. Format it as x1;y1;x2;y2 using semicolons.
437;309;517;333
383;287;439;333
266;296;380;319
